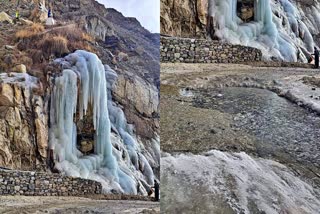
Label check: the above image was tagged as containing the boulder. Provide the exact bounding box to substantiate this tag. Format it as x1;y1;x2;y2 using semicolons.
5;45;15;50
79;140;94;153
12;64;27;73
0;12;13;24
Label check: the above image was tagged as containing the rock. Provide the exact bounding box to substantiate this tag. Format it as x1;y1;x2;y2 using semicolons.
0;84;14;107
5;45;15;50
174;53;180;58
35;118;48;158
20;18;33;25
0;12;13;24
113;75;159;118
3;54;17;66
85;16;107;41
160;0;208;38
79;141;94;153
12;64;27;73
113;75;159;139
0;82;47;171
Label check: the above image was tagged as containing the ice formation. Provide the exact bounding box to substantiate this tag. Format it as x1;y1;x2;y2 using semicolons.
0;72;39;89
162;150;320;213
209;0;320;62
49;50;157;194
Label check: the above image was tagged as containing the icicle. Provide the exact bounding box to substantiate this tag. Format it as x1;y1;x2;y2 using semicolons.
49;50;153;194
208;0;317;62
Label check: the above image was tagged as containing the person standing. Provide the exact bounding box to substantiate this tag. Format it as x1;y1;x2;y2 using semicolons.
154;179;160;201
314;47;319;69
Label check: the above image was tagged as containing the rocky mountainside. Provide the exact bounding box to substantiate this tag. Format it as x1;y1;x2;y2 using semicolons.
0;0;160;194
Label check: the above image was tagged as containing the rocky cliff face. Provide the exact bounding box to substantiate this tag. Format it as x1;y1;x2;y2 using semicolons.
160;0;208;38
0;74;47;171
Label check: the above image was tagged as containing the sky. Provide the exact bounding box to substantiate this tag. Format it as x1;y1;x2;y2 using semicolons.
97;0;160;33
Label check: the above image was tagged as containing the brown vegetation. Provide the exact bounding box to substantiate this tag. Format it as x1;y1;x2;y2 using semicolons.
15;23;45;39
39;35;69;58
15;24;97;63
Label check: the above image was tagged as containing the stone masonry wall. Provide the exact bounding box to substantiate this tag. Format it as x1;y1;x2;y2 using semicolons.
0;169;102;196
161;37;262;63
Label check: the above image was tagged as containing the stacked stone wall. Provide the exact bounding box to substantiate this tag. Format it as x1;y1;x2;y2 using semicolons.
0;169;102;196
161;37;262;63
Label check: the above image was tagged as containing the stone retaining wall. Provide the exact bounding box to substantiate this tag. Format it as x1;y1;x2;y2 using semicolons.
0;169;102;196
161;37;262;63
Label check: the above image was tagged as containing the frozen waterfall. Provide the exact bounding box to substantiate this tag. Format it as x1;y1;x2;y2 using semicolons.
49;50;157;194
209;0;320;62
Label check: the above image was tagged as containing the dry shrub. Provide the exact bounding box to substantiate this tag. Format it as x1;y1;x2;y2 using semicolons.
39;35;69;58
70;41;96;53
52;25;95;43
15;23;45;39
27;49;44;64
20;55;33;68
82;33;94;42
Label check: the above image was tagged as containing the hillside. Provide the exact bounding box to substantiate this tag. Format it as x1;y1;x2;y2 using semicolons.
0;0;160;197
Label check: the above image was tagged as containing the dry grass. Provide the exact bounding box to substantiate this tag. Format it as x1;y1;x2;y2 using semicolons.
14;24;97;67
82;33;94;42
39;35;69;58
15;23;45;39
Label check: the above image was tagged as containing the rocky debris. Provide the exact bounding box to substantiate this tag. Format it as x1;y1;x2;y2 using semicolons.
161;37;262;63
160;0;208;38
0;12;13;24
0;169;102;196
